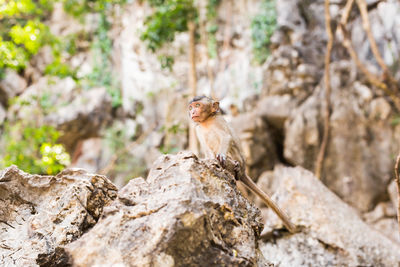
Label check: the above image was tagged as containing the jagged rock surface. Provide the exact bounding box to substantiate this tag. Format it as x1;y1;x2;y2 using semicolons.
65;152;269;266
0;166;117;267
259;166;400;266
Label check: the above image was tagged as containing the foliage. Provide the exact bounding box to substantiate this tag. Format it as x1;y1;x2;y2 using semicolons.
141;0;197;52
205;0;220;59
0;123;70;175
63;0;125;18
0;0;124;78
140;0;197;70
0;0;55;71
251;0;277;64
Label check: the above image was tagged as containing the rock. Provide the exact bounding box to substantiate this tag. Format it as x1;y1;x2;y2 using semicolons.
262;46;319;100
0;69;27;106
259;166;400;266
230;112;279;179
65;152;269;266
256;94;296;130
0;165;117;267
70;138;104;173
388;180;398;211
284;61;393;211
364;202;396;224
45;87;113;154
371;218;400;244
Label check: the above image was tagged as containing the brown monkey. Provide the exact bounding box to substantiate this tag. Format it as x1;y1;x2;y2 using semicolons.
189;95;297;233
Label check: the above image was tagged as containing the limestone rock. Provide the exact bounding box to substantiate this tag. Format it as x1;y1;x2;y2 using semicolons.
0;165;117;267
65;152;268;266
259;166;400;266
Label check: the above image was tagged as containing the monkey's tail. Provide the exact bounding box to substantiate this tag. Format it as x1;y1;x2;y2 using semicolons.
242;175;298;234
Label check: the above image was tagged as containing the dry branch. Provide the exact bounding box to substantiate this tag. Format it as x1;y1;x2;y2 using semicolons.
315;0;334;179
338;0;400;111
394;154;400;237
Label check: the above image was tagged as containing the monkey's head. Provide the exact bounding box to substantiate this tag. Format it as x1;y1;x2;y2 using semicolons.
188;96;220;123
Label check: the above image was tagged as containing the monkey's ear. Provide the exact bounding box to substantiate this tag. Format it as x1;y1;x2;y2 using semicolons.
212;101;220;113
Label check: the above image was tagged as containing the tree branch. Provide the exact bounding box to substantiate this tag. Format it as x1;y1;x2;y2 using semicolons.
315;0;334;179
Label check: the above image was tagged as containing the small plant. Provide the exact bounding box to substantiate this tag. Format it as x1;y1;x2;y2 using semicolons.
251;0;277;64
0;123;70;175
140;0;197;69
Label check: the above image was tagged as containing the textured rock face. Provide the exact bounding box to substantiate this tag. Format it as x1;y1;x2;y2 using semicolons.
284;61;393;211
65;152;268;266
0;166;117;267
259;166;400;266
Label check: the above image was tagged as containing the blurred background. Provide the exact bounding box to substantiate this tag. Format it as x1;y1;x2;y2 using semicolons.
1;0;399;221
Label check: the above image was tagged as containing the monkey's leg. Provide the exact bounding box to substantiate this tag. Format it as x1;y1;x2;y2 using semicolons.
241;174;297;234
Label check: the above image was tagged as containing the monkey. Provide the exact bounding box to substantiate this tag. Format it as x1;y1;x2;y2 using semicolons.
188;95;297;234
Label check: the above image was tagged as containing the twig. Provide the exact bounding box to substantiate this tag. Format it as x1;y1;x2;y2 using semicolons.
394;154;400;237
338;0;400;111
315;0;334;179
355;0;389;75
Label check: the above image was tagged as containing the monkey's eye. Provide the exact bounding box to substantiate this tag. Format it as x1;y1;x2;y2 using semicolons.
189;106;192;110
195;103;200;107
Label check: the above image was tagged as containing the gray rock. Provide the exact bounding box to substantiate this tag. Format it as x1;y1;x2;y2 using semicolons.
65;152;268;266
260;166;400;266
0;165;117;267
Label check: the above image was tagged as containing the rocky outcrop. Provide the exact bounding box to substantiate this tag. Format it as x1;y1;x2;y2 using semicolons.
259;166;400;266
284;60;393;211
0;165;117;267
65;152;269;266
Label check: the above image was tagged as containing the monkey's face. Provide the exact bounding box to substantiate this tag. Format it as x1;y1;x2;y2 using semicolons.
188;100;211;123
